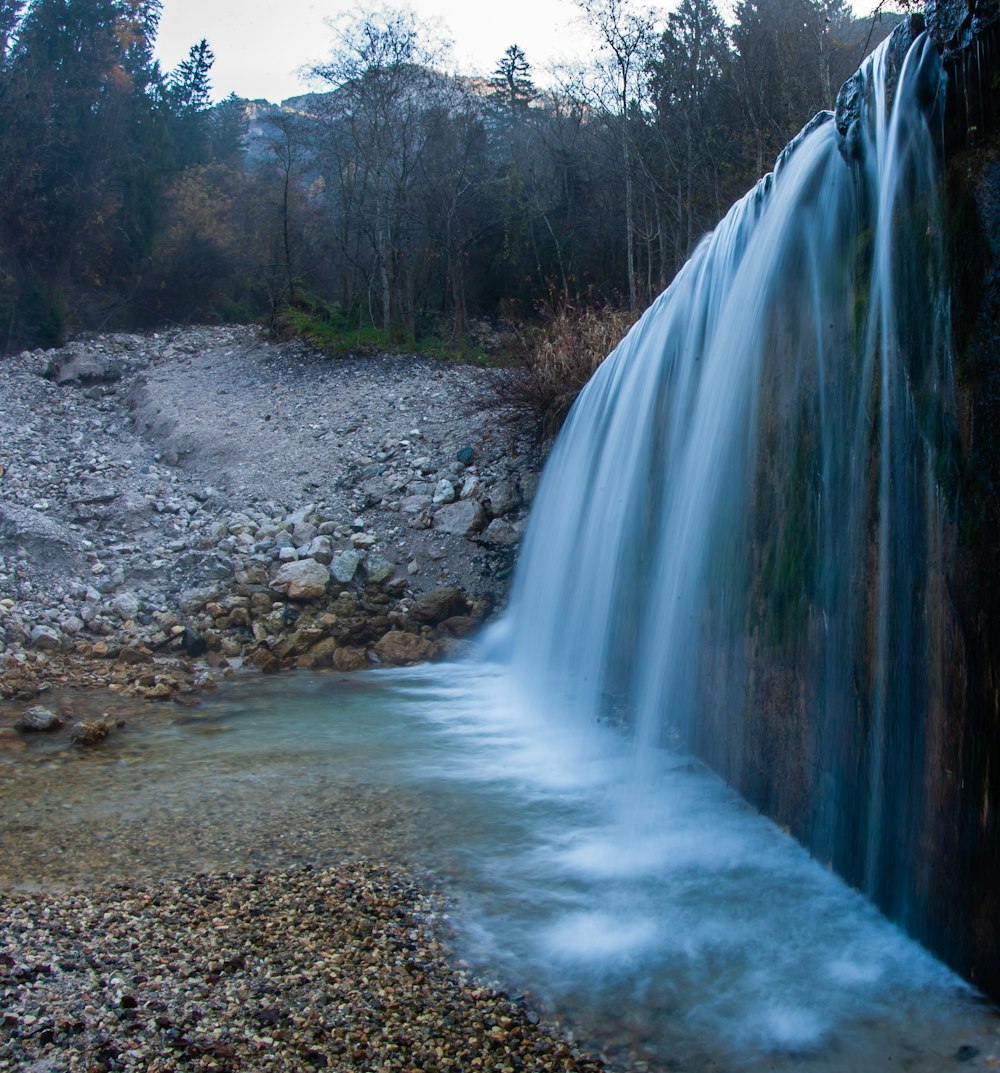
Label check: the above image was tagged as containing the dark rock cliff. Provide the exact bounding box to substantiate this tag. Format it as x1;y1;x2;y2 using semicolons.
694;0;1000;1002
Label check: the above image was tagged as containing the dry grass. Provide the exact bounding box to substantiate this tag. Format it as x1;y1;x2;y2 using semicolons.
491;303;640;439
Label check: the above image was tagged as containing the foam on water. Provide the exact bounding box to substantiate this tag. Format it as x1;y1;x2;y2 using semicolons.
374;661;987;1067
543;910;660;963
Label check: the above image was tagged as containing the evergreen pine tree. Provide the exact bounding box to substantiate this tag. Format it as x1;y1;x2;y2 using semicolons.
167;38;216;165
489;44;535;115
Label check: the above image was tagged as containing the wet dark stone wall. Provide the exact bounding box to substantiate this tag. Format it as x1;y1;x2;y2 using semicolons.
693;0;1000;1004
938;13;1000;995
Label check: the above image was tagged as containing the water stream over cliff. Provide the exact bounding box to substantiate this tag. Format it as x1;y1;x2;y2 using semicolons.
499;23;961;958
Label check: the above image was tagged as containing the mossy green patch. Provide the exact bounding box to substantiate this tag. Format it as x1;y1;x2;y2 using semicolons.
275;297;499;365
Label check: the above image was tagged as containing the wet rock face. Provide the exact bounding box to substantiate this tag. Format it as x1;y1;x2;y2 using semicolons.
715;5;1000;1003
835;15;926;160
835;1;1000;162
927;0;999;50
927;87;1000;1001
927;0;972;43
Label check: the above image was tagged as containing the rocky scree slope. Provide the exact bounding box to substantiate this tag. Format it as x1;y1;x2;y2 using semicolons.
0;325;539;706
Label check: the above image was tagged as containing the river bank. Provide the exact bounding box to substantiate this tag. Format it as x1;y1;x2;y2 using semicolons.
0;324;540;722
0;668;616;1073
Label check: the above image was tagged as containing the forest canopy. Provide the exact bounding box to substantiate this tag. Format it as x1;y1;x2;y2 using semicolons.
0;0;902;354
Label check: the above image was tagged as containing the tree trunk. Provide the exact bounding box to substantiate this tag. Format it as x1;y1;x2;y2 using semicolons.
282;163;295;307
623;114;637;310
451;249;466;340
377;209;392;335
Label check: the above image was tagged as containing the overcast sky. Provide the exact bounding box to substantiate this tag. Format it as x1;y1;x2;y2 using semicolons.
154;0;597;104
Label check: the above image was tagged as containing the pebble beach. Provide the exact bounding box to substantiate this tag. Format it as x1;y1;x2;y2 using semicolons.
1;863;610;1072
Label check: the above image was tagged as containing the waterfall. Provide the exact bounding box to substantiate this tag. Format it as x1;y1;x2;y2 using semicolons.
501;24;953;929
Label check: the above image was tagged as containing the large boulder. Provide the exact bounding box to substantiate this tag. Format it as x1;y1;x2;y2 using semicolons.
0;504;79;571
482;518;521;546
301;535;334;564
373;631;438;666
484;477;521;517
330;549;363;583
16;706;64;732
113;591;141;621
411;587;468;625
400;494;432;514
269;559;330;600
29;624;62;651
365;556;395;585
433;479;457;504
292;520;317;546
44;349;122;386
333;646;369;671
272;627;327;660
71;720;110;746
433;500;486;536
438;616;480;639
250;648;282;673
296;637;339;669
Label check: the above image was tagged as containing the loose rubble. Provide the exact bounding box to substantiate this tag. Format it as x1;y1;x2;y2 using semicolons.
0;864;609;1073
0;325;540;707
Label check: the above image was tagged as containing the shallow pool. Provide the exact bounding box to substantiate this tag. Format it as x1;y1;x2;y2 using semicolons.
2;662;996;1072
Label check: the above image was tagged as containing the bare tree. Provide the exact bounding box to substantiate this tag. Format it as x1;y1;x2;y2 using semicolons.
576;0;657;310
260;111;308;313
312;7;447;338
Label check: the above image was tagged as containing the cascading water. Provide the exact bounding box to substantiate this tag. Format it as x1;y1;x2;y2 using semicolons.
500;23;959;957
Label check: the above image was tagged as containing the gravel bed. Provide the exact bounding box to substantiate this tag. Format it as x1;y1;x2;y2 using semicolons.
0;693;621;1073
0;863;610;1073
